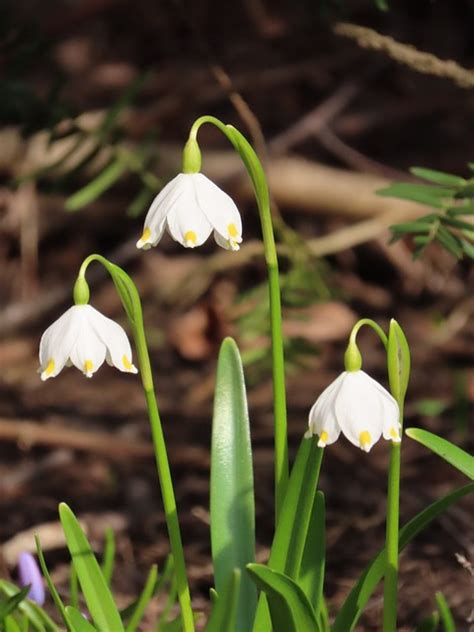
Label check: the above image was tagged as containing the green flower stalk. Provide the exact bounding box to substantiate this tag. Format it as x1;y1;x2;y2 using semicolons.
137;115;289;523
39;254;195;632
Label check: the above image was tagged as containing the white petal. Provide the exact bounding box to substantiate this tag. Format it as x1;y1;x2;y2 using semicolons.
192;174;242;248
381;394;401;442
334;371;383;451
137;174;188;249
165;180;212;247
308;373;345;446
213;230;240;251
39;306;84;380
88;308;138;374
68;306;107;377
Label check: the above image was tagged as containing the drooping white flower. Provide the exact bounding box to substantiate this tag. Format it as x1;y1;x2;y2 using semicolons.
136;173;242;251
307;370;400;452
39;304;138;380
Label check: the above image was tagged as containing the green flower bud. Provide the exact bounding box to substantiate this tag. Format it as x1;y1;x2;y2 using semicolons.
344;340;362;372
73;276;90;305
182;137;202;174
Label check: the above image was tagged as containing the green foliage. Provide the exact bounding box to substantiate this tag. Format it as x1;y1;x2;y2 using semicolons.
210;338;257;631
247;564;320;632
405;428;474;479
377;165;474;259
205;570;241;632
0;588;30;623
415;612;440;632
435;592;456;632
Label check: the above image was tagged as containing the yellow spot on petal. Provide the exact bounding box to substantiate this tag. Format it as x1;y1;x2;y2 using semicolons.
122;355;133;370
359;430;372;451
390;427;400;440
140;227;151;243
184;230;197;246
319;430;329;444
228;223;239;238
84;360;94;376
44;358;55;376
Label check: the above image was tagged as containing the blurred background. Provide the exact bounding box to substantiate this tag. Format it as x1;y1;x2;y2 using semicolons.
0;1;473;629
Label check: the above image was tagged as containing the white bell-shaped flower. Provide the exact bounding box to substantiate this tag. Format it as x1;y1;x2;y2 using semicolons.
136;173;243;251
307;370;400;452
39;304;138;380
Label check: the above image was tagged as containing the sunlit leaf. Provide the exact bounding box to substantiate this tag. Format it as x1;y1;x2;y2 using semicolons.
436;227;463;258
405;428;474;479
205;570;240;632
0;587;30;622
247;564;320;632
211;338;257;631
332;482;474;631
59;503;124;632
297;492;325;616
435;592;455;632
124;565;157;632
410;167;466;187
377;183;452;208
65;158;128;211
35;536;70;631
65;607;97;632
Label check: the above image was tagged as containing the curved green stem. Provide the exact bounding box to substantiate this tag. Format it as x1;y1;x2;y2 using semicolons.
77;255;195;632
348;318;388;349
190;116;288;522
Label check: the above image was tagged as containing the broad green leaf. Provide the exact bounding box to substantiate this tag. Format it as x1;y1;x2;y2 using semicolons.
125;565;157;632
211;338;257;632
298;492;325;616
253;437;324;631
377;183;452;208
35;536;70;631
205;570;241;632
0;587;30;622
435;593;455;632
332;482;474;632
410;167;466;187
59;503;124;632
387;319;411;407
247;564;320;632
65;607;97;632
0;582;49;632
405;428;474;479
65;158;128;211
415;612;440;631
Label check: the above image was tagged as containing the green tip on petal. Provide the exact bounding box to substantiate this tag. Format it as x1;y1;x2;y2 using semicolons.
73;276;90;305
182;137;202;173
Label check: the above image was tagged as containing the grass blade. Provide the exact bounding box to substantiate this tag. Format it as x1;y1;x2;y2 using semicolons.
435;592;455;632
298;491;325;616
205;570;241;632
406;428;474;479
125;565;158;632
59;503;124;632
65;607;97;631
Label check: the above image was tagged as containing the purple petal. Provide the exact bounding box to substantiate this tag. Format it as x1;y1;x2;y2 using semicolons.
18;552;45;606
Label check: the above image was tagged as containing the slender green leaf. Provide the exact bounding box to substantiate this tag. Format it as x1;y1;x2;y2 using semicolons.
125;565;157;632
0;587;30;622
415;612;440;631
441;216;474;232
252;437;324;631
65;607;97;632
4;615;22;632
69;566;79;610
101;528;116;586
455;182;474;198
405;428;474;479
410;167;466;187
211;338;257;632
0;582;48;632
390;222;433;234
374;0;389;11
387;319;411;406
332;482;474;632
377;183;451;208
461;239;474;259
298;492;325;616
35;536;70;631
59;503;124;632
435;593;455;632
205;570;241;632
65;158;128;211
436;227;463;258
447;204;474;216
247;564;320;632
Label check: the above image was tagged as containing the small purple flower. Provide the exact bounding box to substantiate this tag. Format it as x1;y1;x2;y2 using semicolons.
18;552;45;606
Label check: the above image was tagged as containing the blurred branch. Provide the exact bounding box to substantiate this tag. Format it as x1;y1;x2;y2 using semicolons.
335;22;474;89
